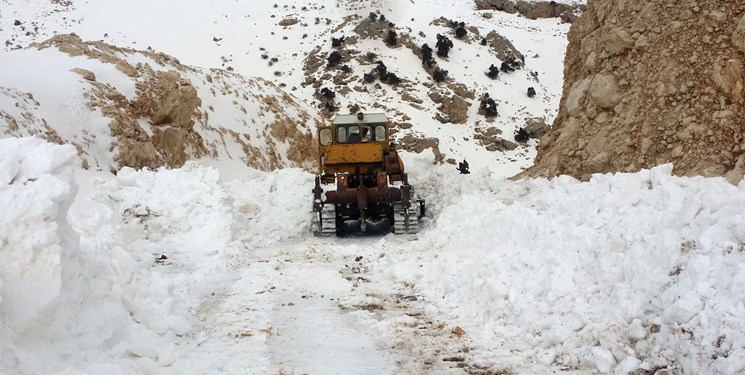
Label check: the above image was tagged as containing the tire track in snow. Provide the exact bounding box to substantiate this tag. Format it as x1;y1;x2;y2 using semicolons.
188;236;489;374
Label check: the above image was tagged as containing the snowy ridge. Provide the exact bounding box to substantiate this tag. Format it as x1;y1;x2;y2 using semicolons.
0;36;320;172
0;46;126;171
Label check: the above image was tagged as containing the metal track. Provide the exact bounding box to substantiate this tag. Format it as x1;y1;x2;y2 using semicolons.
393;203;420;234
405;206;419;234
393;203;407;234
310;208;321;235
319;204;337;236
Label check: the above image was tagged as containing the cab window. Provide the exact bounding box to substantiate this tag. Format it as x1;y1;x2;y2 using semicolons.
374;125;386;141
338;125;361;143
319;128;332;146
335;124;386;143
336;127;348;143
361;125;373;142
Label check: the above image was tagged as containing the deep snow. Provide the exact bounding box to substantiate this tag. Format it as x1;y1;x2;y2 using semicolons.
2;137;745;374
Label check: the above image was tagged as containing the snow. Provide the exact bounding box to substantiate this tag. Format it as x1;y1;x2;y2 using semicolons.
2;136;745;374
0;48;119;170
391;165;745;373
0;137;78;332
3;0;745;374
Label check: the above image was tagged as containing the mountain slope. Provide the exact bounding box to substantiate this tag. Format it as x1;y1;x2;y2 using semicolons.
1;0;579;176
0;34;320;172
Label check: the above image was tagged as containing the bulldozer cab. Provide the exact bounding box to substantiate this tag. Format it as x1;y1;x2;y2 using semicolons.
317;113;398;177
318;113;388;145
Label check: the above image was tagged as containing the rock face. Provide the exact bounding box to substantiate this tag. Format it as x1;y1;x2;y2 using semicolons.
130;70;202;168
522;0;745;184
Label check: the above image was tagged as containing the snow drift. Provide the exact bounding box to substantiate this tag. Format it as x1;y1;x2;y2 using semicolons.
384;163;745;374
3;136;745;374
0;137;80;335
0;136;313;373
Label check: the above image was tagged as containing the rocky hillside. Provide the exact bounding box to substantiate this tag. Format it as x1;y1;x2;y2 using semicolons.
523;0;745;184
1;0;579;176
0;34;319;172
294;7;570;172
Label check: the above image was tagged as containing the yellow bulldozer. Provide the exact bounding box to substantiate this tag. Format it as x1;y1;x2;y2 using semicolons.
311;113;425;236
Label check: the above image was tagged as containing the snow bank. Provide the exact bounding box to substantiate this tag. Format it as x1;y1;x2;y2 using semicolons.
8;135;745;375
0;138;235;374
226;168;314;246
0;135;312;373
0;138;151;374
0;137;79;334
384;164;745;374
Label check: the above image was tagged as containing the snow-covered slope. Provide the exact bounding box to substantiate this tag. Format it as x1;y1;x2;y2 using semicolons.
294;5;570;174
0;34;320;172
1;0;577;176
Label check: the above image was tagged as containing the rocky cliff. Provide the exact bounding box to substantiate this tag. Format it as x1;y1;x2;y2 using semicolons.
522;0;745;184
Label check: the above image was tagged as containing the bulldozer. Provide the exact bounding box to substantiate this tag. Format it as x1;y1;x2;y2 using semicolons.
311;112;425;236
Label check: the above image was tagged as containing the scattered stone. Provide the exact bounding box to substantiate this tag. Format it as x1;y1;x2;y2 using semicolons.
452;326;466;337
524;117;550;138
431;92;469;124
278;17;299;27
71;67;96;81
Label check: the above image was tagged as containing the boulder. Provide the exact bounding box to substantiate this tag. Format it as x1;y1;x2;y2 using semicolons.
589;73;621;109
524;118;550;138
70;68;96;81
